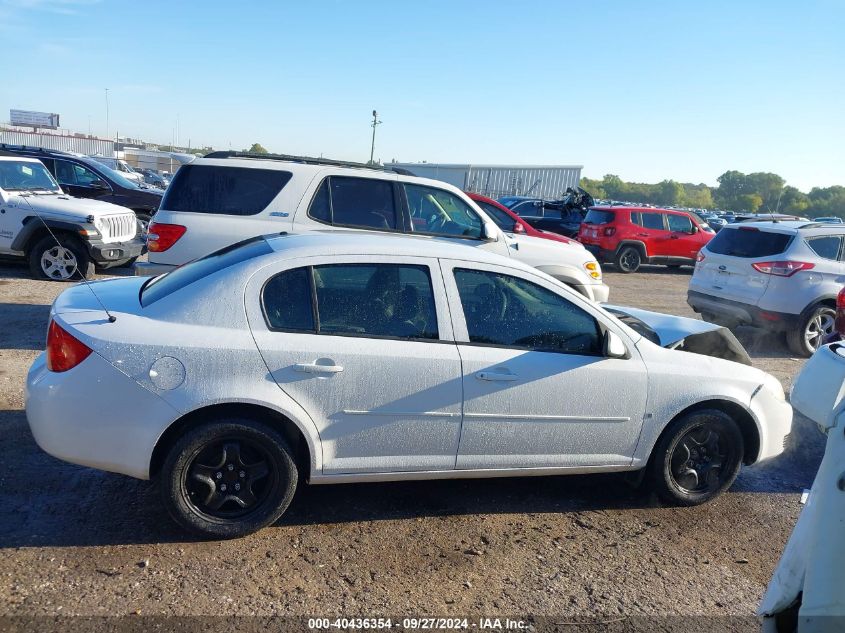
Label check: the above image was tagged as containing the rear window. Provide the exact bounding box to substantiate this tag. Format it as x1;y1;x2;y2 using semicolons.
706;227;793;258
583;209;614;225
162;165;292;216
140;237;273;306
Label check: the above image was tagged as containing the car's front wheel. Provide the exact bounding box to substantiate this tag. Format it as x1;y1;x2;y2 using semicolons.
786;304;835;357
649;409;744;506
615;246;642;273
28;235;94;281
160;419;298;538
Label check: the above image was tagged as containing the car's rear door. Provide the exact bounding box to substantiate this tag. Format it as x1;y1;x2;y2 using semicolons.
245;254;464;475
440;259;648;470
638;211;672;258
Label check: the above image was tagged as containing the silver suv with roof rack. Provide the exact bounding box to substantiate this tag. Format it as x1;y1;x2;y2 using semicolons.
136;152;610;302
688;220;845;356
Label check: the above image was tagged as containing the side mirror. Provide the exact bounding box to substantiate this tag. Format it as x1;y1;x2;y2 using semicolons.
89;179;107;189
512;221;526;234
690;225;699;234
482;221;500;242
603;330;628;359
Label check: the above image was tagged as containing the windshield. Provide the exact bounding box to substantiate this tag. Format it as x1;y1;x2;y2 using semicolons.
0;160;62;193
474;200;517;230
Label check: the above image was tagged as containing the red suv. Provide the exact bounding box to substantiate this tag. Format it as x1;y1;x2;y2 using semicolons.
578;206;714;273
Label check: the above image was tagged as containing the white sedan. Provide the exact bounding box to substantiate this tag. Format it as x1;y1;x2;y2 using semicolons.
25;233;793;538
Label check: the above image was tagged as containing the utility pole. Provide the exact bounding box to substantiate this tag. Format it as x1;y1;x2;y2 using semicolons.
104;88;110;140
369;110;382;165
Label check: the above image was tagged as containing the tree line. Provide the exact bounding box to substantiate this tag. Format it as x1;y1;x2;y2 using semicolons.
580;171;845;218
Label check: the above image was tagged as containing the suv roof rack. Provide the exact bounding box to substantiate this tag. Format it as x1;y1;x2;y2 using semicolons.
203;150;416;175
0;143;75;157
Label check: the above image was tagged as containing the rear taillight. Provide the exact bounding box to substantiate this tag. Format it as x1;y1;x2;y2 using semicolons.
751;261;815;277
603;227;616;237
46;320;92;372
147;222;186;252
836;287;845;336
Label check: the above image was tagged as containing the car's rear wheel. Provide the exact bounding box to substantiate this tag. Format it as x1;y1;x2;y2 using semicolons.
160;419;298;538
615;246;642;273
786;304;835;357
649;409;744;506
28;235;94;281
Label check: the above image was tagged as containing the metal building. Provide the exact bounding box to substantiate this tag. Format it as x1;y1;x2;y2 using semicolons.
0;128;114;157
389;162;583;200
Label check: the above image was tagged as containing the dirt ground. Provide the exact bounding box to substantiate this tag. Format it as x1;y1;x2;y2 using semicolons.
0;259;824;624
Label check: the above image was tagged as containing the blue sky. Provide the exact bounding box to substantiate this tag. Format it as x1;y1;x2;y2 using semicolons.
1;0;843;191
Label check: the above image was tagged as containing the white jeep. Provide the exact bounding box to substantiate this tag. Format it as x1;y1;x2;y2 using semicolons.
0;154;145;280
135;153;610;302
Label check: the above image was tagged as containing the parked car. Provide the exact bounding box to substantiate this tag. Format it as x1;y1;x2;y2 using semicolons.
0;153;144;279
138;152;609;302
0;145;163;226
137;168;170;190
707;217;728;231
500;188;593;239
688;221;845;356
26;231;791;537
577;206;714;273
811;216;843;224
466;192;579;246
759;341;845;631
87;156;145;184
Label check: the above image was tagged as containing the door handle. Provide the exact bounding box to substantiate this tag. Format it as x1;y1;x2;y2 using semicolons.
476;371;519;382
636;233;648;237
670;234;680;239
294;362;344;374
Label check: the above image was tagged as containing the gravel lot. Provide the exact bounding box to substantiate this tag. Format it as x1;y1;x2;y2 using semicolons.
0;259;824;623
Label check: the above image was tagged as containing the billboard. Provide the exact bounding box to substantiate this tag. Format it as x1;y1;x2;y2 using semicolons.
10;109;60;129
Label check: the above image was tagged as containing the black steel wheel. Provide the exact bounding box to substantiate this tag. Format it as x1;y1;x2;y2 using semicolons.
614;246;642;273
649;409;744;506
161;419;298;538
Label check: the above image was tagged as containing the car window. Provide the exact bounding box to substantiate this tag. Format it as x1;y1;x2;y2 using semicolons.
667;214;693;232
262;267;316;332
55;159;100;186
141;236;273;307
511;201;541;217
307;176;397;230
404;184;483;238
584;209;615;225
453;268;602;355
630;211;642;226
474;200;517;231
162;165;292;216
313;264;438;340
806;235;843;261
641;212;665;230
706;227;793;257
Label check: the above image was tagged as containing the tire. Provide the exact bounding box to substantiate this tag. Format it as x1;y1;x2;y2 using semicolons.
27;234;94;281
649;409;744;506
614;246;642;273
786;304;836;357
160;419;298;538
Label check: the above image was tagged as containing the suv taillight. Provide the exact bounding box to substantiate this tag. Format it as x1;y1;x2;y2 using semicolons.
603;227;616;237
147;222;186;252
46;320;92;372
751;261;815;277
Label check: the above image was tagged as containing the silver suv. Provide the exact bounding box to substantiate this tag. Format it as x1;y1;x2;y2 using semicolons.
687;221;845;356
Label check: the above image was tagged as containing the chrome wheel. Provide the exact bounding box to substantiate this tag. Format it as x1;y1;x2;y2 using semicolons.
804;308;835;350
40;246;78;280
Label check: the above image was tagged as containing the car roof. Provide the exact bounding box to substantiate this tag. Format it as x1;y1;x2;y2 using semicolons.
589;205;692;214
0;154;42;163
721;220;845;235
260;231;531;270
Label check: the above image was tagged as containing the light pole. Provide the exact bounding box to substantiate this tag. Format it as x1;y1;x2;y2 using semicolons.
104;88;110;140
369;110;382;165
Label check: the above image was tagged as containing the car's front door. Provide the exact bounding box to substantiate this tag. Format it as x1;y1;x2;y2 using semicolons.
665;213;701;260
54;159;112;201
246;256;464;475
441;260;648;470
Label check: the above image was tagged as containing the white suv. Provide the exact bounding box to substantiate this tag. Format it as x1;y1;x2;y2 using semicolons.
688;220;845;356
135;153;610;302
